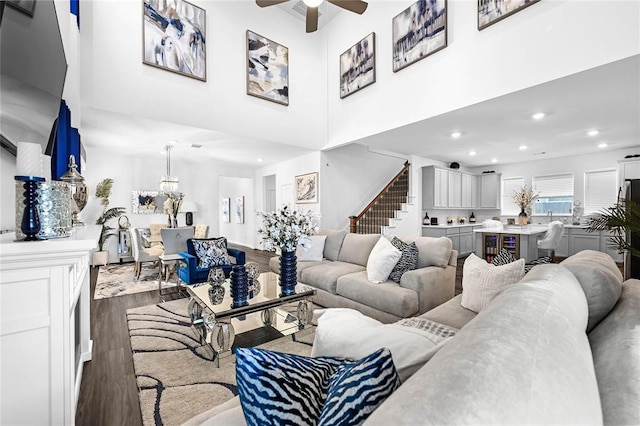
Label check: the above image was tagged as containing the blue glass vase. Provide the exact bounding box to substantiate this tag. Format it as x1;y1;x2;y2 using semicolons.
230;265;249;308
279;250;297;297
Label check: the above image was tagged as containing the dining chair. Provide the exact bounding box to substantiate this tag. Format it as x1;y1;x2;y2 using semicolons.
193;224;209;239
130;228;164;280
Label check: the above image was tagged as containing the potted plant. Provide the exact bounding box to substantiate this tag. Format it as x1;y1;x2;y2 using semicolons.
586;198;640;279
93;178;126;266
512;185;540;226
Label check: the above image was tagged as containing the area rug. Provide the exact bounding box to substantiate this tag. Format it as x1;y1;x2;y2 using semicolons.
94;263;178;299
127;298;315;426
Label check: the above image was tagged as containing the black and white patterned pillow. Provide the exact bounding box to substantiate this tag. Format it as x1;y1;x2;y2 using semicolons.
191;238;230;269
491;248;517;266
388;237;419;283
236;346;399;426
524;256;552;273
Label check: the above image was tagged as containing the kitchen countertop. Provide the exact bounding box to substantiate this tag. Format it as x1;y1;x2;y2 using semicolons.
473;225;548;235
422;223;482;228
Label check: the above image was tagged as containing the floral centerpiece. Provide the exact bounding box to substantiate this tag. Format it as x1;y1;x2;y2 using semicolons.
512;185;540;225
257;205;318;296
163;192;183;227
257;205;318;252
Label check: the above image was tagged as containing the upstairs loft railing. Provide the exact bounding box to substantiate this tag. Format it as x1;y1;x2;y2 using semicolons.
349;161;411;234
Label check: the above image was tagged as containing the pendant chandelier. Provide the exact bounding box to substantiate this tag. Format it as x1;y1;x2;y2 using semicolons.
160;144;179;193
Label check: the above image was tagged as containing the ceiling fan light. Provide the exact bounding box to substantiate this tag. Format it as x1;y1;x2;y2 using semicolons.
303;0;323;7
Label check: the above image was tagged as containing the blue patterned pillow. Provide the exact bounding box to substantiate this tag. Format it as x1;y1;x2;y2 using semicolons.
191;238;230;269
235;347;399;426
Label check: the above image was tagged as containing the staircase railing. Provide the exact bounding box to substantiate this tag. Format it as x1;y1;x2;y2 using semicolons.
349;161;411;234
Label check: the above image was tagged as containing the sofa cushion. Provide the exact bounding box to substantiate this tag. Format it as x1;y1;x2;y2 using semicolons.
301;262;365;294
420;294;477;330
236;346;399;426
311;308;456;383
366;264;602;424
191;238;230;269
319;229;347;261
588;279;640;426
338;233;381;267
388;237;419;283
560;250;623;332
399;236;452;268
366;237;402;283
336;271;418;318
296;235;326;261
461;253;525;313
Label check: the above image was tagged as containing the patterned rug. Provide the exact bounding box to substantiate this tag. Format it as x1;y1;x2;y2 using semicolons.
127;298;315;426
94;263;178;299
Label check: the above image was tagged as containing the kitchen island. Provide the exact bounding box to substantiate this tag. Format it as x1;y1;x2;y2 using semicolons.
474;225;548;262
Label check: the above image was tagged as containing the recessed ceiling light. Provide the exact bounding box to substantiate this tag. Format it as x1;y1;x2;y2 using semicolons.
168;140;178;146
257;158;263;162
531;112;546;120
519;145;528;150
598;143;608;148
587;130;600;136
469;151;476;156
451;132;462;138
491;158;498;163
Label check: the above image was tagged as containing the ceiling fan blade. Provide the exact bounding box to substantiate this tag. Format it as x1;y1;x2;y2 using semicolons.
327;0;368;14
306;6;319;33
256;0;289;7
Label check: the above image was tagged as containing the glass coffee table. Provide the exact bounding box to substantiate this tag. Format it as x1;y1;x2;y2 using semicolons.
185;271;316;365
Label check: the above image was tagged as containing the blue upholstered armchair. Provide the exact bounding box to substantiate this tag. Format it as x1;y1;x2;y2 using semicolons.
177;237;246;285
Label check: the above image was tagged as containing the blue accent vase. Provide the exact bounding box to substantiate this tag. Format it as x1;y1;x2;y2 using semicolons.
230;265;249;308
279;250;297;297
16;176;45;241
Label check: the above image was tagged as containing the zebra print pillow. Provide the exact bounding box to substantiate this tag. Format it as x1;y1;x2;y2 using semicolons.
235;347;399;426
389;237;419;283
491;248;517;266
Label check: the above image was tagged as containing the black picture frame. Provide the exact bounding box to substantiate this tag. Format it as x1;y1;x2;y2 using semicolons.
340;32;376;99
6;0;35;17
392;0;447;73
477;0;541;30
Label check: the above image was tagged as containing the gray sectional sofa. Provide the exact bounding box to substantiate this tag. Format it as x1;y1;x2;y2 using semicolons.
268;230;458;323
185;249;640;425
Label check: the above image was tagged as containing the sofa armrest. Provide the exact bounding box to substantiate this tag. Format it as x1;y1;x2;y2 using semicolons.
399;264;456;315
227;247;246;265
448;250;458;267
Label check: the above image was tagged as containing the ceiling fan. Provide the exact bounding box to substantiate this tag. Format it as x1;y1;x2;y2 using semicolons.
256;0;368;33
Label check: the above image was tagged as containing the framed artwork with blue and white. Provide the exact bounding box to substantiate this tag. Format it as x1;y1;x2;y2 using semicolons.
340;32;376;99
143;0;206;81
478;0;541;30
246;30;289;106
392;0;447;73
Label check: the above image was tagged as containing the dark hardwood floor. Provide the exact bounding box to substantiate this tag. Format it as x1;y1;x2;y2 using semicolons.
74;244;463;425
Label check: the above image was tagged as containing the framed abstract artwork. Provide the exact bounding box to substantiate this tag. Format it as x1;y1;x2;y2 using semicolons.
340;32;376;99
478;0;541;30
295;172;318;204
132;190;165;214
235;196;245;224
6;0;36;17
222;197;230;223
142;0;206;81
246;30;289;106
392;0;447;73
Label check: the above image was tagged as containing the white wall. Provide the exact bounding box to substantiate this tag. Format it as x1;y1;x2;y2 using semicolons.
325;0;640;148
0;149;17;232
218;176;255;247
320;144;407;230
80;0;327;151
254;151;322;248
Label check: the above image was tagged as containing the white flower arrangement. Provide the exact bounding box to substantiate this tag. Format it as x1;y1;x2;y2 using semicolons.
163;193;183;217
257;205;318;252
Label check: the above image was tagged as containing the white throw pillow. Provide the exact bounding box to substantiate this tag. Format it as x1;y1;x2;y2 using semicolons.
366;236;402;283
311;308;457;383
296;235;326;262
461;253;525;313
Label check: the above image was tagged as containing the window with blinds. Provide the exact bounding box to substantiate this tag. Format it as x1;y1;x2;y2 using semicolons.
533;173;574;215
584;169;618;214
502;177;524;215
